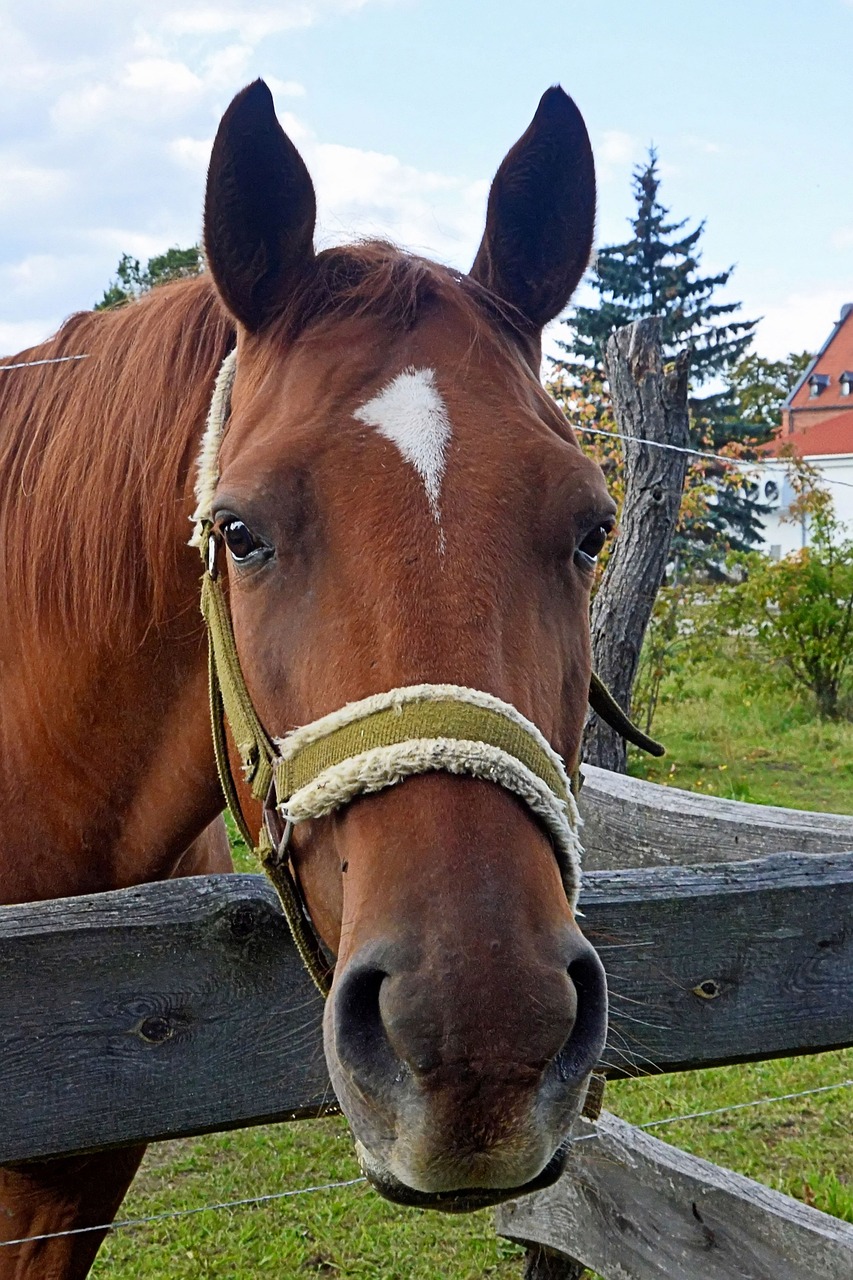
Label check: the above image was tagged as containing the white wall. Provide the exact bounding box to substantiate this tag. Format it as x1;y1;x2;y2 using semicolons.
754;454;853;556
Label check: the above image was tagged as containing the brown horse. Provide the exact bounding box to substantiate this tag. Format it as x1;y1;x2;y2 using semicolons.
0;81;615;1275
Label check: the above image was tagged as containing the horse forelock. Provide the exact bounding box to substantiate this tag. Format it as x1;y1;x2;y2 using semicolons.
0;242;526;651
189;241;531;545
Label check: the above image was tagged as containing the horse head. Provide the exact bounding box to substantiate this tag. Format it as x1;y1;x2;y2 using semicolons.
200;80;614;1211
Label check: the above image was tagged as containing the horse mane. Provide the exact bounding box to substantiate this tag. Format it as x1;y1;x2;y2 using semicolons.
0;275;234;645
0;242;521;648
276;239;527;344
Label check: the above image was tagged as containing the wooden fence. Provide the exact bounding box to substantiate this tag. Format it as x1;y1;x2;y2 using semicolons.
2;770;852;1278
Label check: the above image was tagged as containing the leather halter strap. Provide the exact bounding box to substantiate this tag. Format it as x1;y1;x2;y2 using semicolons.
194;351;664;996
200;540;585;994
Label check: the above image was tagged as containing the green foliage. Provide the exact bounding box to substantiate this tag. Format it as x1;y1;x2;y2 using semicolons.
554;149;756;382
727;350;814;442
631;623;853;813
549;147;773;566
631;582;711;734
715;493;853;719
94;245;203;310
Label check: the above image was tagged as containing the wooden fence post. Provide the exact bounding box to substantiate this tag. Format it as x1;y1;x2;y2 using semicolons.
523;1245;586;1279
584;317;690;772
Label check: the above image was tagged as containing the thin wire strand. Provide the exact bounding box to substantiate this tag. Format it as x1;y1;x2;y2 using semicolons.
573;423;853;491
0;1177;367;1249
3;1076;852;1250
0;354;89;370
3;354;850;493
635;1077;853;1131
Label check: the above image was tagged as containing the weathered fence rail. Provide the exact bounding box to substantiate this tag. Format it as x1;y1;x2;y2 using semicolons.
497;1111;853;1280
578;764;853;868
2;774;852;1278
1;849;851;1165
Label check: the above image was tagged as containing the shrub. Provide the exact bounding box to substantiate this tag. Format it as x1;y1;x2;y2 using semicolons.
715;494;853;719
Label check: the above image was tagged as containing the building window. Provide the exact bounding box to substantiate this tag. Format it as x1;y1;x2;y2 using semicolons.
809;373;830;397
841;372;853;396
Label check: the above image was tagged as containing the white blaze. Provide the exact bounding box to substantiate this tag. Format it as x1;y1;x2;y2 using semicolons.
354;366;451;524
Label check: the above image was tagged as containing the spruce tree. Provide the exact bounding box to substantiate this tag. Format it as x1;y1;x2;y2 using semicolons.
551;149;762;567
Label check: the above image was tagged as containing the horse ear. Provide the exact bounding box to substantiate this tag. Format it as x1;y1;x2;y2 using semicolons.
204;79;316;332
469;87;595;330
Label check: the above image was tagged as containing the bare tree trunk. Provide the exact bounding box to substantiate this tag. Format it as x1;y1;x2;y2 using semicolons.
583;317;690;773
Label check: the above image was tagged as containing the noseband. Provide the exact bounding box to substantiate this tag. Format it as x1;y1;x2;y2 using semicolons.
192;351;661;996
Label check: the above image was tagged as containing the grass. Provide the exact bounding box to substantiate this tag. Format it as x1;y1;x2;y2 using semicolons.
630;662;853;815
93;664;853;1277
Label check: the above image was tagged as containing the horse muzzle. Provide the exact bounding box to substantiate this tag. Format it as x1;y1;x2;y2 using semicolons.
323;928;607;1210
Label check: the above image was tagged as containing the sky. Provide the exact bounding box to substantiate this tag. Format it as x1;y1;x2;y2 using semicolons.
2;0;852;363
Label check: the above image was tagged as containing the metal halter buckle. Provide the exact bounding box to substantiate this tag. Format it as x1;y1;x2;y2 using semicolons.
263;775;294;865
206;529;220;580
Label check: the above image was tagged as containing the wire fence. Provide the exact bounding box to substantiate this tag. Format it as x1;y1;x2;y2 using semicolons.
2;1076;850;1250
573;423;853;492
0;354;88;370
2;352;851;496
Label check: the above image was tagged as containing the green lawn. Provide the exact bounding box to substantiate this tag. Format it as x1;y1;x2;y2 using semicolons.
94;666;853;1278
630;663;853;815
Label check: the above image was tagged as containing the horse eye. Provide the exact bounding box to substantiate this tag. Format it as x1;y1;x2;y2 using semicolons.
222;519;259;561
574;523;612;570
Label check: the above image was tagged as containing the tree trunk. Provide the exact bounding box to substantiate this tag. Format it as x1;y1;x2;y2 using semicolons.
583;317;690;772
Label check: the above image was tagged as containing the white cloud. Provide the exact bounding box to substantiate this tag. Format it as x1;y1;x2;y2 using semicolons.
830;226;853;250
123;58;203;97
0;0;486;358
169;136;212;173
202;44;254;90
0;165;68;213
753;288;853;359
682;134;722;155
265;75;306;98
159;1;370;41
0;319;61;354
594;129;643;185
599;130;637;166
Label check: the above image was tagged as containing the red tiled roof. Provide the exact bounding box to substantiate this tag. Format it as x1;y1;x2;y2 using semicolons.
788;306;853;414
764;409;853;457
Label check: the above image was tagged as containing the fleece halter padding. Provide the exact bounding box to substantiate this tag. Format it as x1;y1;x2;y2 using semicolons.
272;684;581;895
193;350;662;994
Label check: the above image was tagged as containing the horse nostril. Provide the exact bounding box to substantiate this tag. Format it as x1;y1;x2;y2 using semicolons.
555;946;608;1083
332;963;399;1086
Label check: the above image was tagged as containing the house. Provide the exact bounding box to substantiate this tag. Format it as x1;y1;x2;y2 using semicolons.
757;303;853;555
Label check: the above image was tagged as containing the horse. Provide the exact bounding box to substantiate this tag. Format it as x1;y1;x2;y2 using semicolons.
0;80;616;1277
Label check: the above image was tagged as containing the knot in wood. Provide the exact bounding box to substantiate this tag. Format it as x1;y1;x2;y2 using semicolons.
138;1015;173;1044
229;902;260;939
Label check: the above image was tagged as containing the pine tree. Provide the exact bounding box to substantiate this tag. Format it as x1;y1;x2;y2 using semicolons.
556;149;756;381
551;150;762;568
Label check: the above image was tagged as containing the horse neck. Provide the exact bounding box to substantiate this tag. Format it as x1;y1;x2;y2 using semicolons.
0;284;233;903
0;574;223;904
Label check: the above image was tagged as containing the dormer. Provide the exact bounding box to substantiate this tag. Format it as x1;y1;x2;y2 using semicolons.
808;373;830;397
841;371;853;397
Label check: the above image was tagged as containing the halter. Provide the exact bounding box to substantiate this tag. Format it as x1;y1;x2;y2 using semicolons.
192;351;662;996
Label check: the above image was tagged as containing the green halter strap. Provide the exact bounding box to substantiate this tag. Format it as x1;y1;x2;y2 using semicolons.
199;519;663;999
194;354;663;999
201;556;331;993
